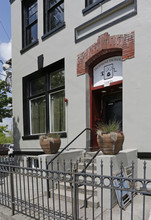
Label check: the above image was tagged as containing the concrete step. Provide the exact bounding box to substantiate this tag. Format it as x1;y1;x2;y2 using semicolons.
57;181;98;196
51;188;99;208
80;157;97;163
77;162;97;172
48;153;100;209
80;151;103;163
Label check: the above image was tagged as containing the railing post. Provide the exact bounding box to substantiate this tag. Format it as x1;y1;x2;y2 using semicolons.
9;164;15;215
73;166;78;220
143;161;146;220
46;160;50;198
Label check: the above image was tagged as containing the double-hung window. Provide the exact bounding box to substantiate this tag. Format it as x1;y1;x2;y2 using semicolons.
30;76;46;134
44;0;64;35
23;60;65;138
49;70;65;132
22;0;38;49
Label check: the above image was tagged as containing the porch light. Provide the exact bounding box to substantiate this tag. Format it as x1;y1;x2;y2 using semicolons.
101;90;106;93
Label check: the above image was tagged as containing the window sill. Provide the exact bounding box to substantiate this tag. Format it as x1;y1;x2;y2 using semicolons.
42;22;65;41
82;0;109;15
14;151;45;156
20;39;39;54
22;132;67;140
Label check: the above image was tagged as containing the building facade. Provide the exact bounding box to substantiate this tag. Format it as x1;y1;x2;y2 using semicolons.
10;0;151;160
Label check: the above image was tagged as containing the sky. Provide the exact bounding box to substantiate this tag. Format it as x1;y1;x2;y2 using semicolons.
0;0;12;132
0;0;11;62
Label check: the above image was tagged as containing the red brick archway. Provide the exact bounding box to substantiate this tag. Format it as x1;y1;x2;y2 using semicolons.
77;31;135;76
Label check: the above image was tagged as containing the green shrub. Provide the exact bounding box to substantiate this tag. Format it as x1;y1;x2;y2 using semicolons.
97;120;120;133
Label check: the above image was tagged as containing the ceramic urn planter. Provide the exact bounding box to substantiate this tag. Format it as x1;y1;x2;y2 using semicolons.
39;135;61;154
97;131;124;155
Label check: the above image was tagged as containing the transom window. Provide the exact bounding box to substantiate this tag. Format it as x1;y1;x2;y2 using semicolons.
22;0;38;48
23;60;65;137
44;0;64;34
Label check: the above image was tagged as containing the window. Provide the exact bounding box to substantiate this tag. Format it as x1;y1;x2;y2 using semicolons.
85;0;98;7
23;60;66;138
49;70;65;132
27;157;39;168
43;0;64;36
83;0;107;15
22;0;38;48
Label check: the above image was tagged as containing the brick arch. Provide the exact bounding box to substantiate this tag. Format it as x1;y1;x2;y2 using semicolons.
77;31;135;76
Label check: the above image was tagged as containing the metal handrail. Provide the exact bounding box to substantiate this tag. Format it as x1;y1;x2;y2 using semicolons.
47;128;92;166
80;148;101;173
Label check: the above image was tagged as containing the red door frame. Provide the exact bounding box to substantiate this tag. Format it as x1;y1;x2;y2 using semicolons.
89;68;123;151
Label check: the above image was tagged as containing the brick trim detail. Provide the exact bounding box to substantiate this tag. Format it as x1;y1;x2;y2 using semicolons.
77;31;135;76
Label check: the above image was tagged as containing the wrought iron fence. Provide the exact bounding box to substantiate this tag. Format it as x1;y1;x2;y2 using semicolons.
0;157;150;219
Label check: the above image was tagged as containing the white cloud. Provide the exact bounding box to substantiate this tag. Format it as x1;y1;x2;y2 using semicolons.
0;118;12;131
0;70;6;80
0;41;11;61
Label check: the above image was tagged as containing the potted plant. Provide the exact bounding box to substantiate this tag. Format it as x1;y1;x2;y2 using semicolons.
39;133;61;154
96;120;124;155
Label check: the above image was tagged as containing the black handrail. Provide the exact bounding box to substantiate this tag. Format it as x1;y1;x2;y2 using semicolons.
81;148;101;173
47;128;92;166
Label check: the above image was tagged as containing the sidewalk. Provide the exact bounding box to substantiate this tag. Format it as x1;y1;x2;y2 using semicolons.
0;194;150;220
0;206;31;220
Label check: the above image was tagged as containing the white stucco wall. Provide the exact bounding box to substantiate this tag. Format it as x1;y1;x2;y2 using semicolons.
11;0;151;154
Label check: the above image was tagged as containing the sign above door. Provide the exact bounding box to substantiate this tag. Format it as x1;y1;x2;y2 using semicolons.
93;56;122;87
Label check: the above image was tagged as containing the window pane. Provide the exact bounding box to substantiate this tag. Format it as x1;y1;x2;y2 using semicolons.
26;22;37;45
23;0;37;47
50;69;64;90
30;76;45;96
48;0;60;8
27;2;37;25
31;97;46;134
86;0;98;7
50;91;65;132
48;3;64;30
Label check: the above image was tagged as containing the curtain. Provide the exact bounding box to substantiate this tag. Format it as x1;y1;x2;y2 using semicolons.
31;97;46;134
50;91;65;132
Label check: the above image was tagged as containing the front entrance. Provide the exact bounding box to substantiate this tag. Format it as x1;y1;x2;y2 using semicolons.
104;91;122;128
91;83;122;151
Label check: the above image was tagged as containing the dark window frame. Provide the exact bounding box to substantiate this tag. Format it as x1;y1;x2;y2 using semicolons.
22;0;38;50
23;59;66;140
42;0;65;40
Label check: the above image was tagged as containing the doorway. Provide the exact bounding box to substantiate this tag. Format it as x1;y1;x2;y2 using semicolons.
104;92;122;129
91;84;122;151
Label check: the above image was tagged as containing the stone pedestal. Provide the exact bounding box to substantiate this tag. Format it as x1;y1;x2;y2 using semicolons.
38;149;84;190
96;149;137;210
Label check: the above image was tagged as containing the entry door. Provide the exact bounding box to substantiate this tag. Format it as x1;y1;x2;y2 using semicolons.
91;87;122;151
104;92;122;129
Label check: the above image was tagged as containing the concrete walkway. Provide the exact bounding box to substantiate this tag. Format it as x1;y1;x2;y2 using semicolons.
0;205;31;220
0;194;150;220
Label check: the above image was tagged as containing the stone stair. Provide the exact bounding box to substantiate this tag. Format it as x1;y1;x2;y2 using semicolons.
51;153;100;208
